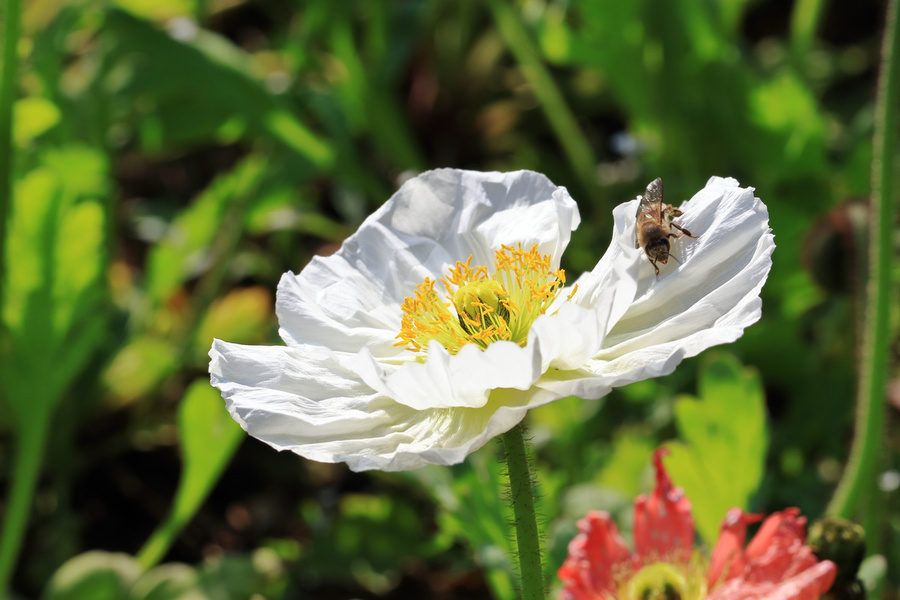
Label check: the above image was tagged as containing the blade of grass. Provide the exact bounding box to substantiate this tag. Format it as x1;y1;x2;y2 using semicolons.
790;0;828;66
0;0;22;323
0;409;50;593
827;0;898;550
0;0;25;592
485;0;601;205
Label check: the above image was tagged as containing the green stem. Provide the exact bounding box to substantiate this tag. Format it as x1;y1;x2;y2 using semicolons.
0;410;51;593
486;0;601;205
827;0;898;539
136;511;187;570
501;424;544;600
0;0;23;326
789;0;827;67
0;0;25;592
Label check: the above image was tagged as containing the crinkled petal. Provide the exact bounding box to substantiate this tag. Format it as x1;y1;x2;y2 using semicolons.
707;508;837;600
532;176;774;400
744;508;807;560
209;339;533;471
362;191;642;412
708;508;763;588
352;300;607;410
558;510;633;600
633;448;695;563
706;560;837;600
276;169;579;358
563;192;643;337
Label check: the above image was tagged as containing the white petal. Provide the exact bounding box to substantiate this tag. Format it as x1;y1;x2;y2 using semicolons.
349;299;611;410
559;196;644;345
277;169;579;357
533;177;774;398
209;339;531;471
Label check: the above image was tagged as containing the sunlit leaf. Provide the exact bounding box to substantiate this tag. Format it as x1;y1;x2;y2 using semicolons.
41;552;140;600
1;146;108;416
664;353;769;544
596;430;655;498
41;145;109;198
102;336;180;408
13;97;60;146
104;9;335;168
177;380;245;516
129;563;200;600
146;155;267;303
750;71;827;173
137;380;244;568
243;186;345;240
111;0;194;22
193;286;273;354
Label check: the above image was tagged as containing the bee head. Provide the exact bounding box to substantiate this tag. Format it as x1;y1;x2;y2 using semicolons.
645;238;670;263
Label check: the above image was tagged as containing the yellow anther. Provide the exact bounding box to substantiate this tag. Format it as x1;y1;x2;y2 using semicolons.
396;243;570;354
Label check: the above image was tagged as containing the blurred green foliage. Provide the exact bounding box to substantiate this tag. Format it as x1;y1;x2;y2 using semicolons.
665;355;769;544
0;0;896;598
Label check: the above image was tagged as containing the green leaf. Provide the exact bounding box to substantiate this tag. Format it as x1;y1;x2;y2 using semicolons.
664;353;769;544
195;551;286;599
137;380;244;569
177;381;245;508
749;71;827;174
405;452;518;600
110;0;194;22
129;564;201;600
102;336;180;408
1;146;108;416
104;9;334;168
193;286;272;355
41;552;140;600
13;97;60;146
145;155;267;304
596;430;655;498
296;492;438;594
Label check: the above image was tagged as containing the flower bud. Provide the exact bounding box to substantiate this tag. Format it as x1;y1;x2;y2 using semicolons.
808;516;865;591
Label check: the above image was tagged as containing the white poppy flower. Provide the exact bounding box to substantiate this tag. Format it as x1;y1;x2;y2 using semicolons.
209;170;774;472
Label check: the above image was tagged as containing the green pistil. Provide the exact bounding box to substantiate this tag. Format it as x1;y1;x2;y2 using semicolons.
622;561;707;600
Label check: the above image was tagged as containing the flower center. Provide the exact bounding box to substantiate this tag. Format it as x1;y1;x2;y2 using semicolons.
395;243;570;354
618;560;707;600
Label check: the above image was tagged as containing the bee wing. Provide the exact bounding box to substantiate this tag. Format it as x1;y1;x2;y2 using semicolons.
645;177;663;205
636;178;664;247
635;192;650;248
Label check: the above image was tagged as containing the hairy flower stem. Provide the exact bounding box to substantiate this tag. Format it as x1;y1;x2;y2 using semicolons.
501;424;544;600
827;0;898;542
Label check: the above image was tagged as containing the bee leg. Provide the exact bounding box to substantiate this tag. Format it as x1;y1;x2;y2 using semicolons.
651;259;660;276
670;222;697;238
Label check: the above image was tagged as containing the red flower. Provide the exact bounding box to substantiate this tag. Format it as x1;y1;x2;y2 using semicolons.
558;449;837;600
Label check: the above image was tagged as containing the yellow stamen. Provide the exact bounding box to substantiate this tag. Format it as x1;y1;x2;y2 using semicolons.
395;243;569;354
614;556;709;600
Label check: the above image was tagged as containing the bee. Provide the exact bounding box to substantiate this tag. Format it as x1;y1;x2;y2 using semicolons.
635;178;698;276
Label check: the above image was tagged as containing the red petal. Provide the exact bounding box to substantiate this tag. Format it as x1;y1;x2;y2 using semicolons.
633;448;695;563
707;508;837;600
558;510;632;599
707;508;763;588
745;508;806;560
705;560;837;600
742;508;819;581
